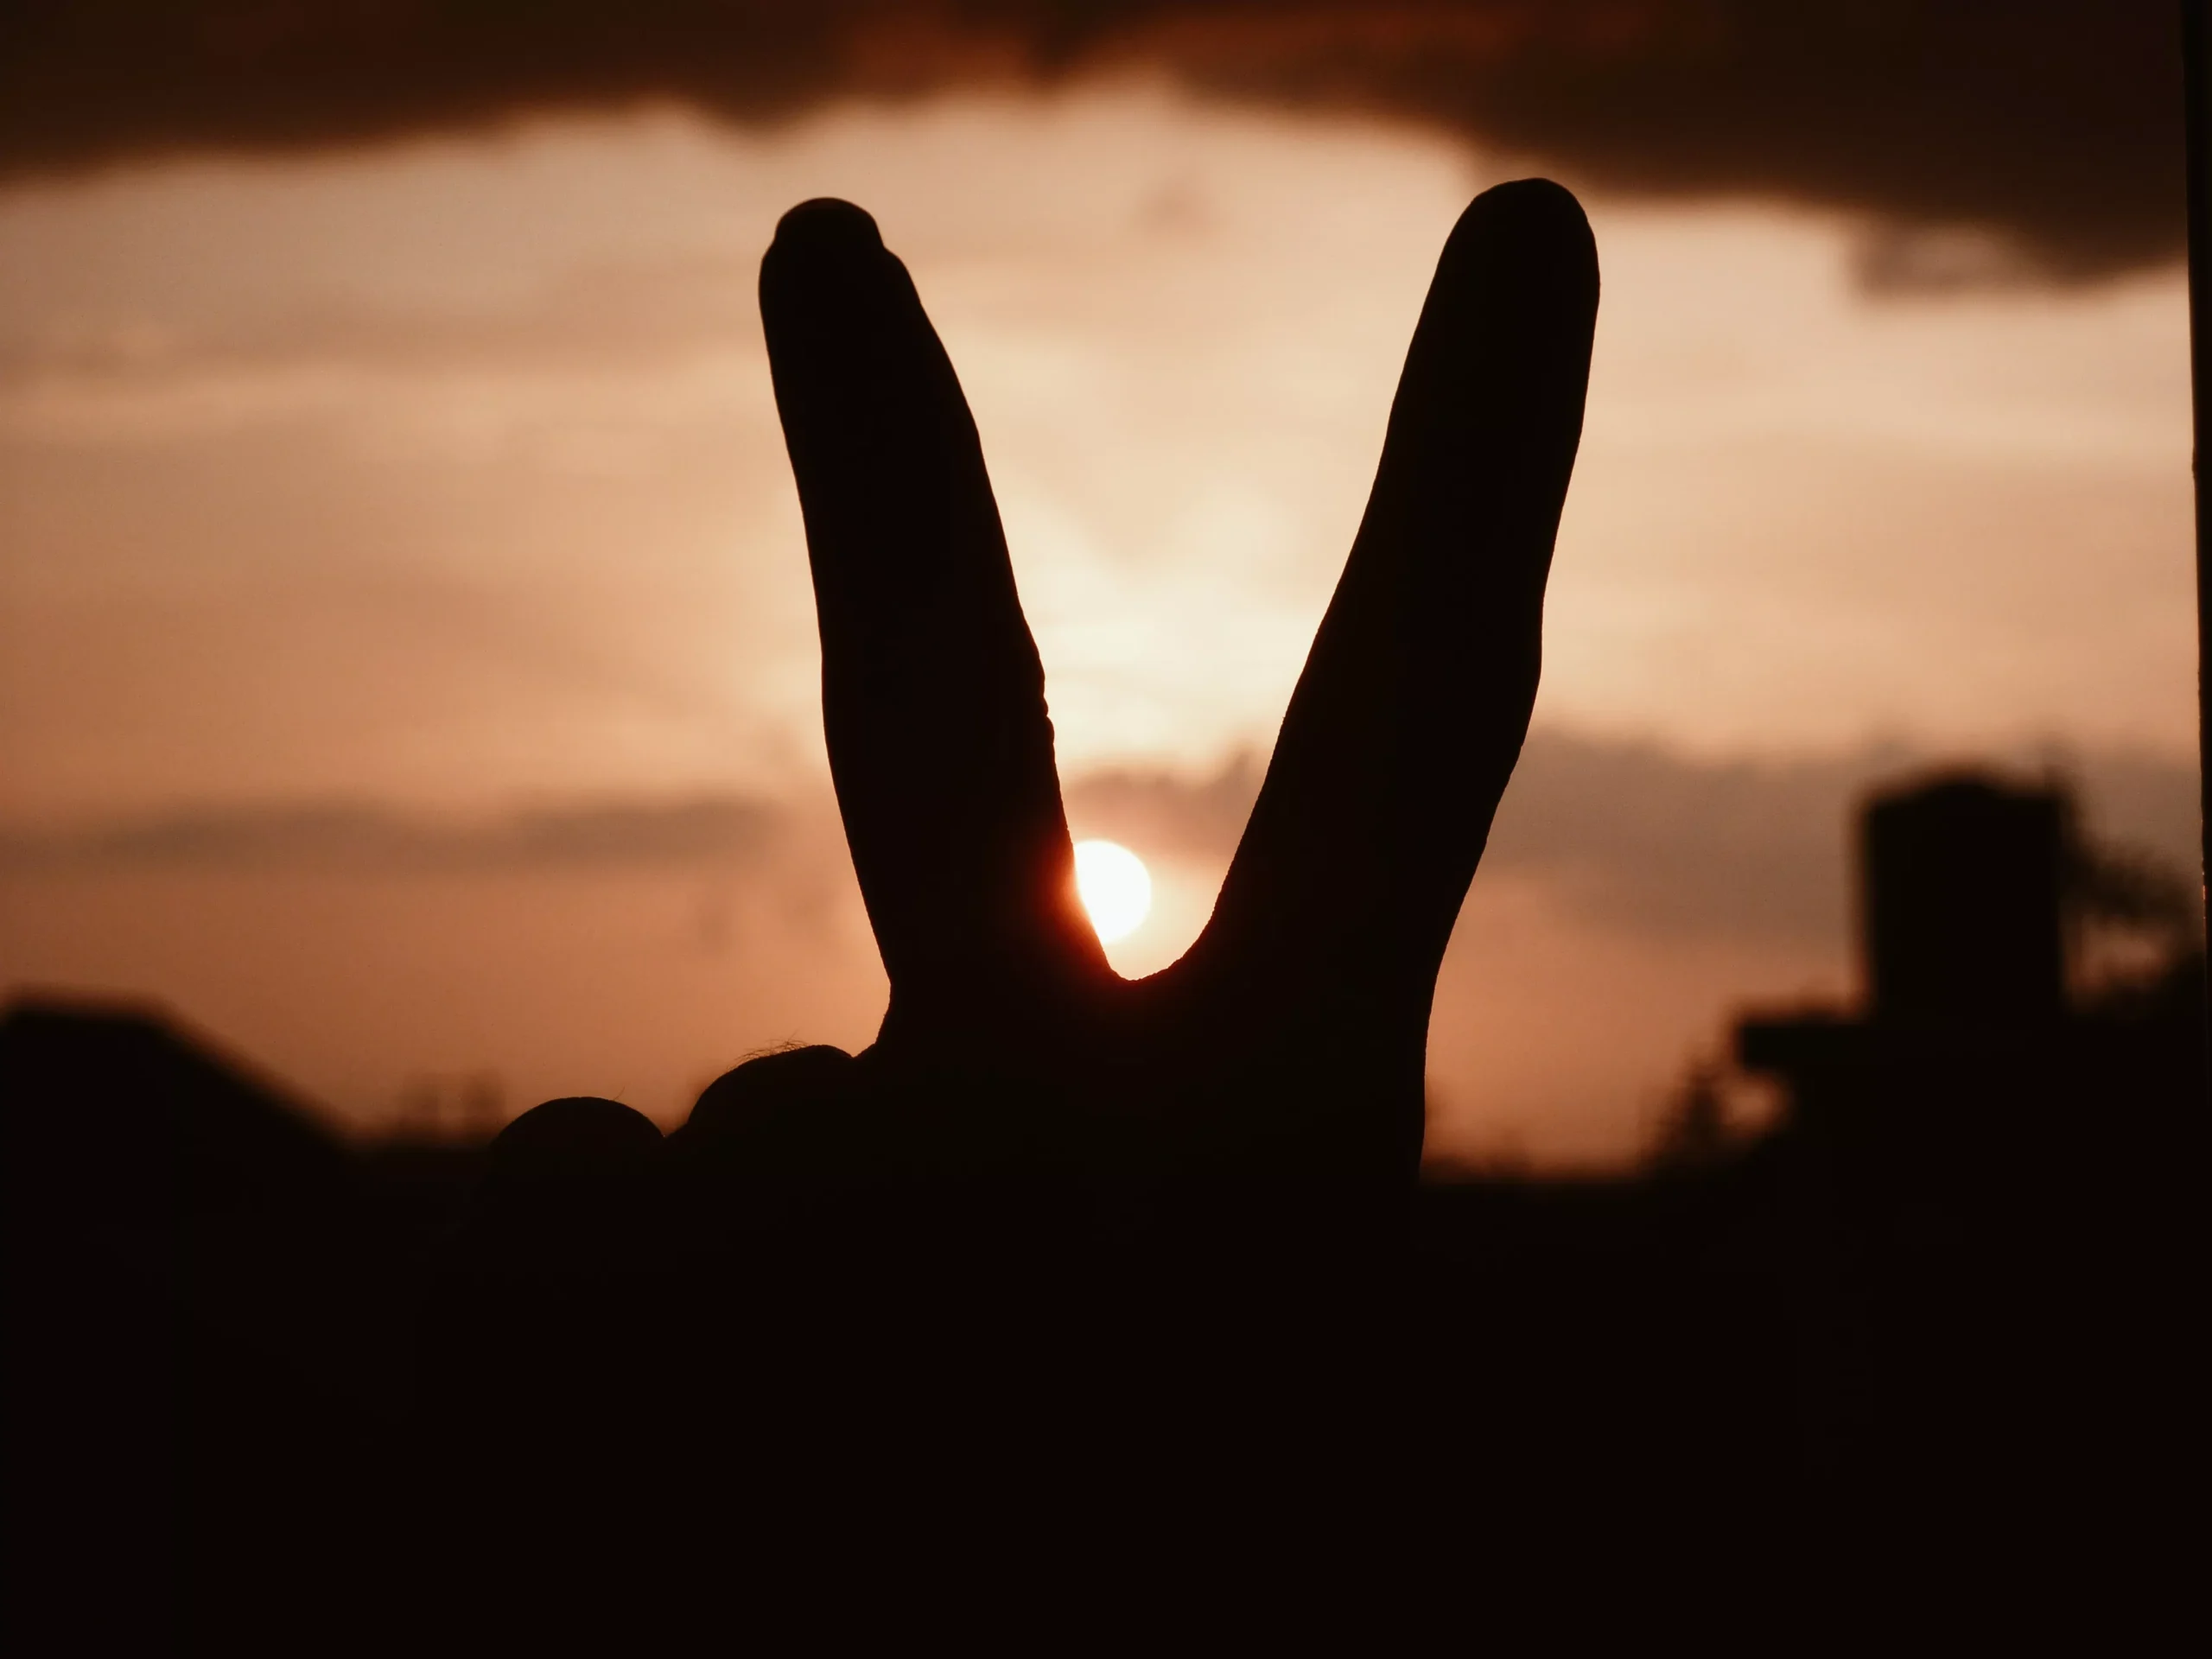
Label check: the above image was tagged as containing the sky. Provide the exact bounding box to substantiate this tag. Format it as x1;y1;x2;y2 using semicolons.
0;81;2198;1165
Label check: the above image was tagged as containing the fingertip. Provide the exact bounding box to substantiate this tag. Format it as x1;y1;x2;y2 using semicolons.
1470;176;1587;224
760;199;899;346
769;198;885;263
1449;179;1598;285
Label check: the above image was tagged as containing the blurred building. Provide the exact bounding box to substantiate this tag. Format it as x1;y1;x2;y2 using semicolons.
1721;772;2201;1522
1738;771;2201;1146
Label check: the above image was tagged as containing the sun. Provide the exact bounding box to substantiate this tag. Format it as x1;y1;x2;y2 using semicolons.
1073;839;1152;944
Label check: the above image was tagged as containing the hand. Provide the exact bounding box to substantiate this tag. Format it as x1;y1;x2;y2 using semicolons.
425;182;1598;1620
684;182;1596;1237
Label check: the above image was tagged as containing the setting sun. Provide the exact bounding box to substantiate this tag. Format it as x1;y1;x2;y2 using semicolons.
1073;839;1152;944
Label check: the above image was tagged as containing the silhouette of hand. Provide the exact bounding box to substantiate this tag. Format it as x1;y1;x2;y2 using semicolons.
693;182;1596;1230
421;186;1598;1619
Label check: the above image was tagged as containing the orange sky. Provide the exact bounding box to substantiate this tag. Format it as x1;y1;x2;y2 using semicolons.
0;86;2197;1163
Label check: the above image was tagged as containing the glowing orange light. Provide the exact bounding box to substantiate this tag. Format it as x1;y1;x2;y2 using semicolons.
1073;839;1152;943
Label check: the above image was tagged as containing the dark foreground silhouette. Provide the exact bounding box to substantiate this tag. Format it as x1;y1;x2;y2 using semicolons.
6;188;2203;1646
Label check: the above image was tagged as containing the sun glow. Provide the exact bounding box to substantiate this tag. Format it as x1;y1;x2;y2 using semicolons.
1073;839;1152;944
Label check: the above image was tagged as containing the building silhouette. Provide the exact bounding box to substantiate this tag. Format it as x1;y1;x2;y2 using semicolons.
1738;770;2200;1169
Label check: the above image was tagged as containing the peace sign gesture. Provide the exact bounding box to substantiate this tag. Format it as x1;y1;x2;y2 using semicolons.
710;182;1594;1237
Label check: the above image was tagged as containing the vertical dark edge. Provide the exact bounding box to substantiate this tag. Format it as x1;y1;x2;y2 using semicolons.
2189;0;2211;1064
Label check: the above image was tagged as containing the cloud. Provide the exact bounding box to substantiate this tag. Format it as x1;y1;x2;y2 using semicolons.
1065;752;1266;861
1077;731;2200;946
0;3;2187;283
0;795;782;871
30;729;2186;950
1065;734;1875;944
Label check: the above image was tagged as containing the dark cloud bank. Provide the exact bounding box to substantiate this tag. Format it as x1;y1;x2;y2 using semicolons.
1;3;2189;283
10;733;2196;951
